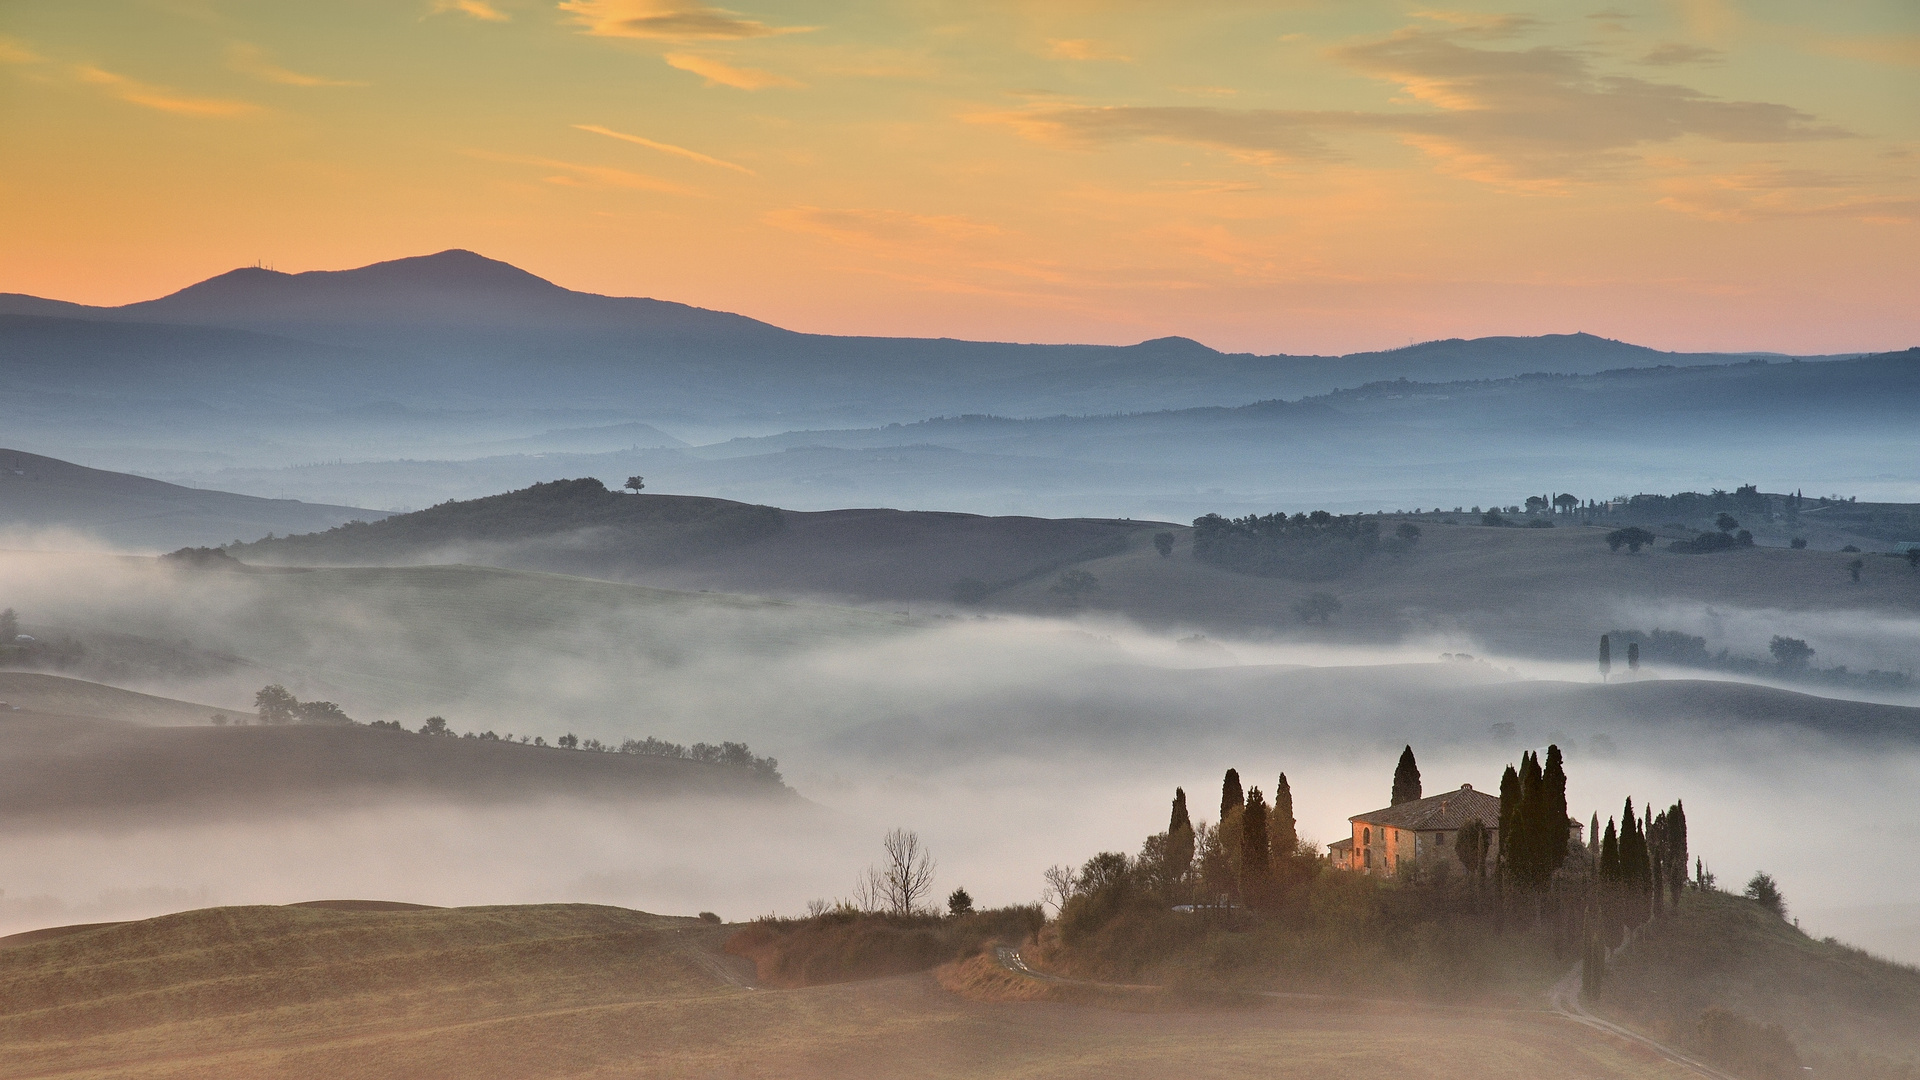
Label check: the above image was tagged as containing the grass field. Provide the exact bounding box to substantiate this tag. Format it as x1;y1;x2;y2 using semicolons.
0;903;1699;1080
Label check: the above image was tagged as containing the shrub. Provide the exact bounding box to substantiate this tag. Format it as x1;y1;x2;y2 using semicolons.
1692;1008;1801;1079
1191;512;1381;580
725;907;1043;987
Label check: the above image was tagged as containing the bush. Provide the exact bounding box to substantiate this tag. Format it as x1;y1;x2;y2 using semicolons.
725;907;1044;987
1692;1008;1801;1079
698;911;722;924
1744;872;1787;918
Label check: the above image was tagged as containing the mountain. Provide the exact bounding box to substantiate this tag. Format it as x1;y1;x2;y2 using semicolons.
0;252;1861;472
0;448;384;550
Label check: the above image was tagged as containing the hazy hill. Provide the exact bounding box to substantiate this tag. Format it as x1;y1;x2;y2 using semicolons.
0;672;236;727
0;448;383;550
232;478;1161;603
0;251;1852;473
0;707;791;821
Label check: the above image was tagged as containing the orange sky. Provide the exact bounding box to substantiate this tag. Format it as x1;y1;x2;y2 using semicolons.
1;0;1915;353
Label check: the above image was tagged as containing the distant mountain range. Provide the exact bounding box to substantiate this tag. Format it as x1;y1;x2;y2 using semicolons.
0;251;1859;467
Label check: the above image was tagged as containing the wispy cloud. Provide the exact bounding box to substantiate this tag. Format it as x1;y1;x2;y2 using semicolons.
0;37;45;65
663;52;800;88
227;43;368;87
1814;34;1920;68
1639;43;1722;66
573;123;755;174
1046;39;1131;62
76;65;260;117
764;206;1002;251
431;0;511;21
558;0;813;41
470;149;697;194
989;23;1852;188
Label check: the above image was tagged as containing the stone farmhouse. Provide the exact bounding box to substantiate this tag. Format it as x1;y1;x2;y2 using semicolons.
1326;783;1583;877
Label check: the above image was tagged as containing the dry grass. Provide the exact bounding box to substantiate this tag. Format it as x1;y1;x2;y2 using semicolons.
0;902;1705;1079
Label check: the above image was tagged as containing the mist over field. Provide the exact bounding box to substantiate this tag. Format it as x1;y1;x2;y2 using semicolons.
4;544;1916;966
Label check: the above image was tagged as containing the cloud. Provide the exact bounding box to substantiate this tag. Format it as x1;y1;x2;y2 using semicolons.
1815;34;1920;68
431;0;510;20
1639;43;1722;66
662;52;800;88
558;0;813;41
765;206;1003;250
573;123;755;174
1655;167;1920;224
226;43;367;87
1046;39;1132;62
989;24;1851;187
0;37;45;65
469;150;697;194
76;65;260;118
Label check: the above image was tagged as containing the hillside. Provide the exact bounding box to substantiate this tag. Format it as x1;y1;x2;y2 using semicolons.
0;902;1699;1080
0;672;238;727
0;448;382;550
0;707;792;821
232;479;1161;603
1597;889;1920;1073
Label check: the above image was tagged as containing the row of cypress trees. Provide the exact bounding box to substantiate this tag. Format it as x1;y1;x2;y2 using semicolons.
1160;767;1303;906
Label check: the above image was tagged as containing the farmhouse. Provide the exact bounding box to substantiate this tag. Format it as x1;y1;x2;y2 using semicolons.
1328;782;1585;876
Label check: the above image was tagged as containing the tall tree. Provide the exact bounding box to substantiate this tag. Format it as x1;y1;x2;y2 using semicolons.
1240;788;1271;880
1666;801;1689;907
1599;634;1612;679
1166;788;1195;893
1220;769;1243;823
1454;819;1490;890
1497;763;1522;881
1590;812;1601;872
1627;642;1640;672
1391;745;1422;805
1270;773;1298;863
1540;744;1570;880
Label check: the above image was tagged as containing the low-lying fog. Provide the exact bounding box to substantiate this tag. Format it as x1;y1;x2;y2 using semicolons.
2;550;1916;965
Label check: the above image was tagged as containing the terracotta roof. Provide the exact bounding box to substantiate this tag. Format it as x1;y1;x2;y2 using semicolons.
1350;784;1500;831
1327;836;1354;852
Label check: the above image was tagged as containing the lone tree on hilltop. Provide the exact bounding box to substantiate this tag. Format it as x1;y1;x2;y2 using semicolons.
624;476;645;493
1153;532;1174;557
1294;591;1341;624
1606;527;1655;553
1715;513;1739;534
947;887;974;916
255;684;297;725
420;716;449;736
1744;871;1786;917
1554;493;1580;514
1627;642;1640;672
1848;558;1865;583
1769;636;1814;670
1391;745;1421;805
1599;634;1612;680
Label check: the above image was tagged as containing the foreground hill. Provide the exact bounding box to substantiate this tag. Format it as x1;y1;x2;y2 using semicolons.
232;478;1159;603
0;902;1695;1080
0;672;237;727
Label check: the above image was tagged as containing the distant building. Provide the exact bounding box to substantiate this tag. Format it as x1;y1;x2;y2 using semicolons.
1327;783;1587;877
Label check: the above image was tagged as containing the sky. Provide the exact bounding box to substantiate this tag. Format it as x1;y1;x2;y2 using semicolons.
1;0;1915;354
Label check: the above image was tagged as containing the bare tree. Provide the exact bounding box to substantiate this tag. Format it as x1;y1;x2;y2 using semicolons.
879;828;936;915
1041;864;1079;916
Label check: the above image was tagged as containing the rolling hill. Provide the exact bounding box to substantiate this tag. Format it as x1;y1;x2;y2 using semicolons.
230;478;1160;603
0;901;1708;1080
0;448;382;550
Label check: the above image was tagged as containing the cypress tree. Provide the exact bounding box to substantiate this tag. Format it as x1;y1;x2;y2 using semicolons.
1270;773;1298;863
1166;788;1195;894
1497;763;1521;881
1220;769;1243;823
1391;745;1422;805
1667;801;1688;907
1600;817;1622;943
1627;641;1640;672
1514;751;1546;890
1599;634;1612;679
1589;812;1600;872
1600;818;1620;881
1241;788;1270;878
1541;744;1569;879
